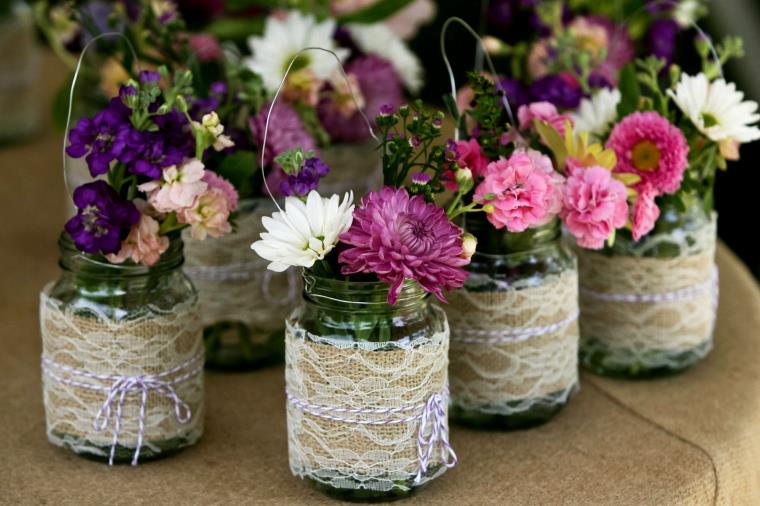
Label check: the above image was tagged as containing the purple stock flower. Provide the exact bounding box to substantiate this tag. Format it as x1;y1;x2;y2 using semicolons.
648;18;679;64
280;157;330;197
528;75;584;109
65;181;140;254
139;70;161;84
497;77;529;110
317;55;404;143
66;97;132;177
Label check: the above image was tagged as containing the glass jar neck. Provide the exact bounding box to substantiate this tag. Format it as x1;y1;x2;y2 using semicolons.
59;232;184;282
302;272;428;315
464;213;561;255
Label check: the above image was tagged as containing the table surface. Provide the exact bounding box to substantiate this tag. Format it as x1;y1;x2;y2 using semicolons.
2;52;760;506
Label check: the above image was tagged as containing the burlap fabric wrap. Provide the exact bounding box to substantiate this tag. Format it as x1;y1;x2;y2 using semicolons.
447;267;579;415
39;286;204;461
183;199;299;339
578;214;718;369
285;308;451;492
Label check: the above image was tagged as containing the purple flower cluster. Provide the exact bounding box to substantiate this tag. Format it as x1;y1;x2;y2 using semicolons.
249;101;317;168
279;157;330;197
67;87;193;180
64;181;140;254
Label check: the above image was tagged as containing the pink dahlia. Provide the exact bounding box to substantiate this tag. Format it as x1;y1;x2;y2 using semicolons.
517;101;573;137
249;101;317;168
631;183;660;241
338;186;469;304
474;149;564;233
606;111;689;195
561;164;629;249
317;55;404;143
203;171;239;212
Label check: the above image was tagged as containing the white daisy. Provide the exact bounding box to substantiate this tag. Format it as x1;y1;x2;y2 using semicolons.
251;191;354;272
571;88;621;139
244;11;349;93
347;23;423;93
668;73;760;145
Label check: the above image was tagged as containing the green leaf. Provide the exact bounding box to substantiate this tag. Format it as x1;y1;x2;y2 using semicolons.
205;17;265;42
216;151;258;199
337;0;414;23
616;63;640;118
534;120;567;169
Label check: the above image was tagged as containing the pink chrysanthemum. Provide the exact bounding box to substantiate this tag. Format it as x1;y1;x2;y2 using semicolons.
561;164;629;249
203;171;239;212
317;55;404;143
606;111;689;195
474;149;564;233
338;186;469;304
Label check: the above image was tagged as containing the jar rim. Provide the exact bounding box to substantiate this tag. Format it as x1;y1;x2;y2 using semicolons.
302;270;429;308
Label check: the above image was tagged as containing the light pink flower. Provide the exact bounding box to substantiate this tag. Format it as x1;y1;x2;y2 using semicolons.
561;165;629;249
631;184;660;241
138;159;208;213
455;139;489;179
178;188;232;240
606;111;689;195
474;149;564;233
202;171;239;212
518;101;573;137
188;34;223;62
106;201;169;266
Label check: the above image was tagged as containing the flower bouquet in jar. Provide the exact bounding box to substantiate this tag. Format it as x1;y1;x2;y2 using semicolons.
562;33;759;378
41;67;237;465
251;101;473;501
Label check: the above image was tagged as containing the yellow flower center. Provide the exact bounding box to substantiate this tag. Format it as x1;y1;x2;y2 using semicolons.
631;141;661;172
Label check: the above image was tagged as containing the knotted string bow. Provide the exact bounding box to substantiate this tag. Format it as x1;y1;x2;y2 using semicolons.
415;392;458;483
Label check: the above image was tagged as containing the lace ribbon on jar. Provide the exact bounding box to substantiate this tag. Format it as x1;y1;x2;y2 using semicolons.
446;268;579;415
284;309;455;492
577;214;718;370
183;201;299;337
39;287;204;463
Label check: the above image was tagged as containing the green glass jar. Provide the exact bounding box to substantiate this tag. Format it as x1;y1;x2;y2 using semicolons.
578;199;717;378
285;273;454;501
447;215;579;430
0;1;39;143
184;199;294;371
41;233;204;463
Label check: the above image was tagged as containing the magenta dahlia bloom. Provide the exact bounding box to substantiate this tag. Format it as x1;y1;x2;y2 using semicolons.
317;55;404;143
338;187;469;305
606;111;689;195
249;101;317;168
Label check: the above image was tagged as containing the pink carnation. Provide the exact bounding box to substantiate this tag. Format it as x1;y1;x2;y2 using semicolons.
338;186;469;305
606;111;689;195
455;139;489;179
561;165;629;249
178;188;232;240
631;183;660;241
517;101;573;137
106;201;170;266
474;149;564;233
202;171;239;212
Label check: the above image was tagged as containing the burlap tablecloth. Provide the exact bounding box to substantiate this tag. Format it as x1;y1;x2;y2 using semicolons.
1;52;760;505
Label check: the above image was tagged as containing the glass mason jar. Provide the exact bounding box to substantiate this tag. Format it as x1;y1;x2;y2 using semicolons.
184;198;297;370
578;198;717;378
447;215;579;430
285;273;454;502
40;233;204;463
0;1;39;143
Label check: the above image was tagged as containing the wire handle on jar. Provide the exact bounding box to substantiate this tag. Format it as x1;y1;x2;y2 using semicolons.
439;16;516;141
259;47;379;213
62;32;141;197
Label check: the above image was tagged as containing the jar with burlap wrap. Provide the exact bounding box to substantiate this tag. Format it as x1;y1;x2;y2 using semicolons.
183;199;297;370
446;216;579;430
285;273;457;501
40;233;204;464
578;200;717;378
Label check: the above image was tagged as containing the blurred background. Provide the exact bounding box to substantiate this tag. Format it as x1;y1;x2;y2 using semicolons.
1;0;759;277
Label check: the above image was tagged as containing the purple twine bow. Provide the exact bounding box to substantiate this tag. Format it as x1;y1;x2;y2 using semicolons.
414;392;457;483
93;375;192;466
